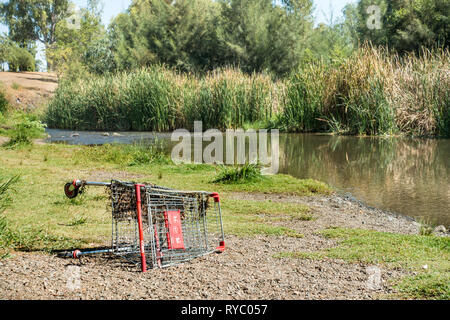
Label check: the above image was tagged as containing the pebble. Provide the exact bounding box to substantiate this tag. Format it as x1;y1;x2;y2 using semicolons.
433;225;447;234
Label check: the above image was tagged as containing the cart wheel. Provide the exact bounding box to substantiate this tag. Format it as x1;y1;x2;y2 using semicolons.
64;182;79;199
72;250;82;259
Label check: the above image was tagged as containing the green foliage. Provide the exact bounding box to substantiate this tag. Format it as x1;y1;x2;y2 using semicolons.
45;66;276;131
280;61;326;132
0;36;36;72
3;114;46;148
0;0;72;70
106;0;316;77
219;0;314;76
76;143;171;167
212;163;264;184
47;1;105;77
350;0;449;53
434;92;450;137
7;46;36;72
46;46;450;137
0;175;19;258
109;0;225;73
280;46;449;136
82;37;117;75
0;89;8;115
0;176;19;215
341;80;397;135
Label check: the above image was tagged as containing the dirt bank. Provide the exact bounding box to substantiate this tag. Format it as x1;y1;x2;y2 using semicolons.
0;193;421;300
0;72;57;110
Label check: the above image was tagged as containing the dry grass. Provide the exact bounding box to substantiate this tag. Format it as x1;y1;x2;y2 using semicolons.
281;45;449;136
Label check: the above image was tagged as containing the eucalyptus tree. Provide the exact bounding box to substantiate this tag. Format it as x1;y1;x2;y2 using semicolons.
218;0;314;77
0;0;72;70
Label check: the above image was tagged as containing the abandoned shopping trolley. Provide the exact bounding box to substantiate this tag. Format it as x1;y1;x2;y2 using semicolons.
63;179;225;272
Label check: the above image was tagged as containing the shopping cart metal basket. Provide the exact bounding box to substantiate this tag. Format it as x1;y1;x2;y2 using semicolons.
63;179;225;272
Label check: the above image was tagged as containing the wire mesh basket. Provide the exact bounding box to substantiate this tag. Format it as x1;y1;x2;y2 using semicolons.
63;179;225;272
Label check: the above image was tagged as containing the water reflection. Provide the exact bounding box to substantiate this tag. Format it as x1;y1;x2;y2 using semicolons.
278;134;450;226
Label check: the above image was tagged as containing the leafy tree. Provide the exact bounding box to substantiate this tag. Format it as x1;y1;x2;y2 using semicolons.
0;35;35;71
110;0;224;73
219;0;314;76
8;46;36;71
82;37;117;75
349;0;449;53
108;0;315;76
46;0;105;77
0;0;72;70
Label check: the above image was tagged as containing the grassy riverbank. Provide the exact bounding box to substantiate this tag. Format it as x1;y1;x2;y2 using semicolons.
0;138;448;299
45;46;450;137
0;141;330;254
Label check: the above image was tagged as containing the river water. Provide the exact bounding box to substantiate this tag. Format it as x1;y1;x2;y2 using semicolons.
46;129;450;227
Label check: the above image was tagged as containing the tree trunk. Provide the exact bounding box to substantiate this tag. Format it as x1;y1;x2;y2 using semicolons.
45;44;52;72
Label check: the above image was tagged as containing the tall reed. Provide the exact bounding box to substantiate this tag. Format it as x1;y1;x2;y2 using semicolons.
46;66;276;131
280;45;449;136
45;47;449;136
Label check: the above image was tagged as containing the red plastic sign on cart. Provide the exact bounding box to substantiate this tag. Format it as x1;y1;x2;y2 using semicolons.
164;210;185;250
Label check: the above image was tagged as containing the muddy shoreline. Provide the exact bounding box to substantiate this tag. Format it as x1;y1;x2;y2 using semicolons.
0;192;429;300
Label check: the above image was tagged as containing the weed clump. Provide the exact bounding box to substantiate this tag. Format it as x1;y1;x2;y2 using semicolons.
0;176;19;258
3;114;46;148
212;163;265;184
0;88;8;115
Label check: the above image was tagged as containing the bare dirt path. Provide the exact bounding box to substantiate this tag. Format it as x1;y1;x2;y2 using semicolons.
0;193;420;300
0;72;58;110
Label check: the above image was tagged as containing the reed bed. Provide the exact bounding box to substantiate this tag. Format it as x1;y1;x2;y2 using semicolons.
46;47;450;136
280;46;449;136
45;66;277;131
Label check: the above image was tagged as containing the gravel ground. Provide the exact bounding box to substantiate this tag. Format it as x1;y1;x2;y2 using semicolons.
0;193;421;300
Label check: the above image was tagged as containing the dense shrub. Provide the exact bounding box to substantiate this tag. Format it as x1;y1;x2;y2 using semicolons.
0;89;8;114
7;47;35;72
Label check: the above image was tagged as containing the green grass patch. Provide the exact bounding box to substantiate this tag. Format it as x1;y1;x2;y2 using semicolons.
10;82;21;90
71;144;331;196
220;198;310;238
1;112;46;148
1;174;81;257
0;143;326;255
274;227;450;300
0;89;8;115
212;163;265;184
75;142;171;167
